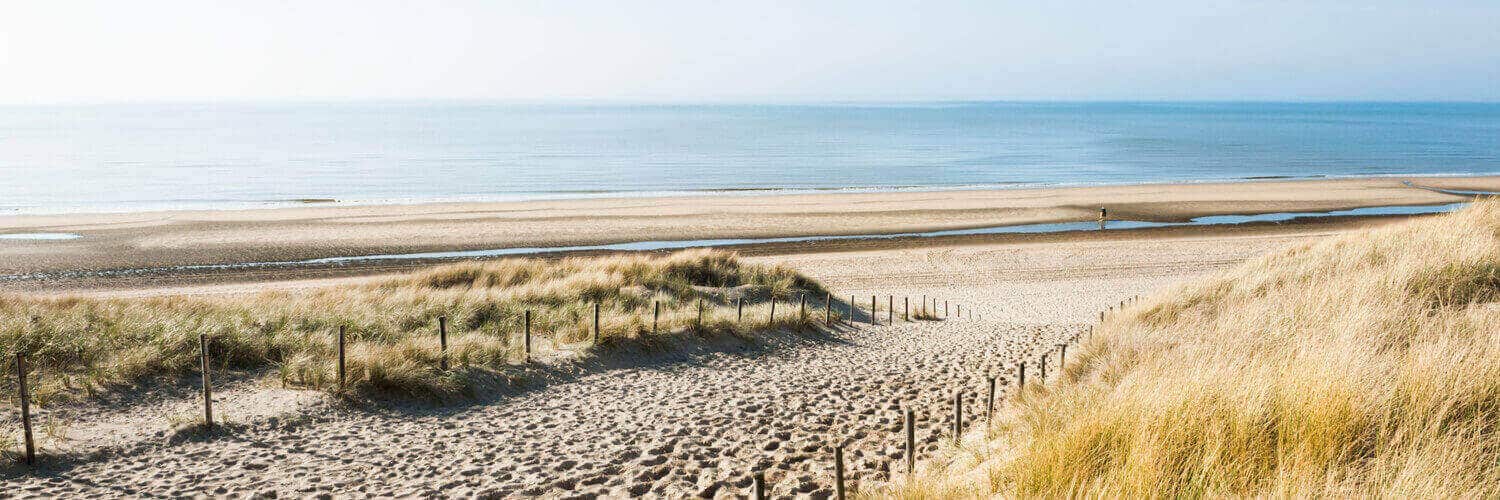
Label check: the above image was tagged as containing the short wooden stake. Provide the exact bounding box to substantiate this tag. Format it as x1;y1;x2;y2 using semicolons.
337;325;347;391
737;298;744;323
1018;362;1027;391
16;353;35;465
1058;344;1068;369
944;300;949;318
904;296;909;321
904;407;916;473
922;294;927;316
986;376;996;420
697;299;704;328
200;334;213;430
1040;353;1048;380
952;391;963;442
800;294;807;322
887;295;893;324
524;310;533;362
753;471;766;500
824;293;832;325
848;295;855;325
957;304;961;317
438;316;449;371
870;295;877;325
653;300;660;333
834;445;847;500
769;299;777;324
593;302;601;344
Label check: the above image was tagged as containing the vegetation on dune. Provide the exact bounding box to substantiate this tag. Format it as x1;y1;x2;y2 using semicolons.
1;250;832;402
894;201;1500;497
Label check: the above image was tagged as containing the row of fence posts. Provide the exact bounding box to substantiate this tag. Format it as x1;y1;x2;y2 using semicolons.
741;294;1137;497
7;290;990;468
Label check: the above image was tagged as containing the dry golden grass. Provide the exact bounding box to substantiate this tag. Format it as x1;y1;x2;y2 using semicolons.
889;201;1500;498
1;250;832;402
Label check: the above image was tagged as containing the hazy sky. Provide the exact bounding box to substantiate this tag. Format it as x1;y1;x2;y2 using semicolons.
2;0;1497;103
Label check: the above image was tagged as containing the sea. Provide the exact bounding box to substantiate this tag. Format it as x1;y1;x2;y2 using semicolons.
1;101;1497;214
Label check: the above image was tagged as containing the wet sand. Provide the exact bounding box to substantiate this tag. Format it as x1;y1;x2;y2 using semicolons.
0;176;1491;291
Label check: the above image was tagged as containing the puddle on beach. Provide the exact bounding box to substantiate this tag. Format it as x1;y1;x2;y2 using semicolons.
0;232;82;240
0;202;1469;282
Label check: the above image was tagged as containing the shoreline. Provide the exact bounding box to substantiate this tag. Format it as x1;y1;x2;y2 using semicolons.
5;172;1497;217
2;176;1497;289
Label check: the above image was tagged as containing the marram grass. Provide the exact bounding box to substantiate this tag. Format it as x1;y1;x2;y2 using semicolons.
887;200;1500;498
1;250;831;402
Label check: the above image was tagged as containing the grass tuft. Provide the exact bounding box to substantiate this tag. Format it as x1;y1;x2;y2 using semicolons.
890;200;1500;498
2;249;830;402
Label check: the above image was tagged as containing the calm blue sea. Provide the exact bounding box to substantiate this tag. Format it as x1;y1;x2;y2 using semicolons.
2;102;1497;214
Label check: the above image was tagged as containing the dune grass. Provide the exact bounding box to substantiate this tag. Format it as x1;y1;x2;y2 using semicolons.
1;250;833;402
891;201;1500;497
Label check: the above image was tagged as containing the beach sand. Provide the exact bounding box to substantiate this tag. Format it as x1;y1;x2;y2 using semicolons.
6;222;1330;496
0;176;1492;291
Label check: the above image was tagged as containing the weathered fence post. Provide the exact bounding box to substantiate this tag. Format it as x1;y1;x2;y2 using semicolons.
957;304;962;318
986;376;996;420
438;316;449;371
1058;344;1068;370
1040;353;1048;380
953;391;963;442
1019;362;1027;391
769;298;777;324
337;325;346;391
753;471;766;500
200;334;213;430
904;407;916;473
921;294;927;316
800;294;807;323
697;299;704;328
737;298;744;323
848;295;855;325
15;353;35;465
653;301;660;333
871;295;877;325
888;295;894;324
835;445;847;500
524;310;533;362
944;300;949;318
593;302;601;345
904;296;909;321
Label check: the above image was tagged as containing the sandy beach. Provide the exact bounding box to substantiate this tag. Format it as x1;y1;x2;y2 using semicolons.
6;219;1334;496
1;176;1493;292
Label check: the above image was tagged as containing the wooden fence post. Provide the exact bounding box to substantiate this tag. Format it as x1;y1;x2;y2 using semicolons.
835;445;847;500
1040;353;1048;381
697;299;704;328
888;295;893;324
15;353;35;465
769;299;777;324
524;310;532;363
753;471;766;500
653;301;660;333
904;407;916;473
337;325;346;391
737;298;744;323
957;304;961;318
944;300;949;318
904;297;909;321
1058;344;1068;370
200;334;213;430
986;376;996;420
871;295;877;325
848;295;855;325
800;294;807;322
1019;362;1027;391
953;391;963;442
593;302;601;345
922;294;927;316
438;316;449;371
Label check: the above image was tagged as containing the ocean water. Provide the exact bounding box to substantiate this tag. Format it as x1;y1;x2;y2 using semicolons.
1;102;1496;214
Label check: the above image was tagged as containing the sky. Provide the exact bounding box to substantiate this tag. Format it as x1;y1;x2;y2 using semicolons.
2;0;1497;104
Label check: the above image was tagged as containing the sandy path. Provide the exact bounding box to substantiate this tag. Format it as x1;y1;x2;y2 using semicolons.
4;230;1310;497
